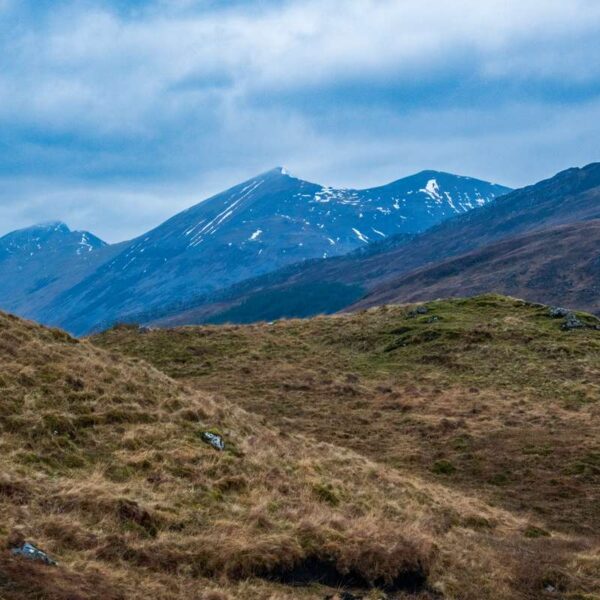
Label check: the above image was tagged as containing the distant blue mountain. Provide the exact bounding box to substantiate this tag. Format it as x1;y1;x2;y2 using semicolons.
0;222;122;319
141;163;599;329
0;221;105;256
0;168;510;334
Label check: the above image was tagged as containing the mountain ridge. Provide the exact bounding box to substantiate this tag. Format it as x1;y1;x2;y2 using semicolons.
19;167;508;334
143;162;600;327
0;221;120;319
352;219;600;313
0;221;106;255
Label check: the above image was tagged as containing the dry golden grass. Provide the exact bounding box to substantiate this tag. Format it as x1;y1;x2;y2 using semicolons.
94;296;600;535
1;299;599;599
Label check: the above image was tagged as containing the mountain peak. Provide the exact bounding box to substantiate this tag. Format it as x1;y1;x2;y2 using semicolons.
264;166;296;179
25;221;70;234
0;221;106;258
0;221;69;242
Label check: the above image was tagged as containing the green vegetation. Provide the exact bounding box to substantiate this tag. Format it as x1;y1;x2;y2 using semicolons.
206;282;365;324
431;460;456;475
312;482;340;506
524;525;551;539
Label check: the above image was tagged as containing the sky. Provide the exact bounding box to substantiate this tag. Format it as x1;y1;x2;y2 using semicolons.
0;0;599;242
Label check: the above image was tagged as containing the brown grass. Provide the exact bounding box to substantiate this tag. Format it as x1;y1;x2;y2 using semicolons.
94;295;600;536
0;301;598;599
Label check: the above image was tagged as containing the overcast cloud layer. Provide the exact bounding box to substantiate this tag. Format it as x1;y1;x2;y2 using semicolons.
1;0;599;241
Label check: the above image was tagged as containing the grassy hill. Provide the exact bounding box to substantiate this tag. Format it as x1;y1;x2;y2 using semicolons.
1;297;599;599
93;295;600;598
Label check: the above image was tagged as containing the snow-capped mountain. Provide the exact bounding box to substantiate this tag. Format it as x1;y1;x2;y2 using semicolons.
33;167;509;334
0;220;106;255
0;222;120;318
146;163;599;329
123;167;508;261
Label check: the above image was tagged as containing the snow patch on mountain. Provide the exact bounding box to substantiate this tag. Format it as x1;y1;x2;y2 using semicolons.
352;228;369;243
77;233;95;254
420;179;442;203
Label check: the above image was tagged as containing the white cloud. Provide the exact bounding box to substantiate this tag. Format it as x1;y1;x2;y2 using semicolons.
0;0;598;239
2;0;599;129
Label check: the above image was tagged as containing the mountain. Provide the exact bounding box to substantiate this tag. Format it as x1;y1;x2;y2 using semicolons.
31;167;508;334
0;222;122;319
352;219;600;313
144;162;600;326
0;221;105;260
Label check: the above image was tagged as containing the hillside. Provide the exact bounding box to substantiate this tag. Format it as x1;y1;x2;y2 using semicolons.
94;295;600;541
143;163;600;327
26;168;507;335
4;303;597;599
353;220;600;314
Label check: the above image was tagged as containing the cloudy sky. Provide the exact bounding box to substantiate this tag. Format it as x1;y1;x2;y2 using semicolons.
1;0;599;242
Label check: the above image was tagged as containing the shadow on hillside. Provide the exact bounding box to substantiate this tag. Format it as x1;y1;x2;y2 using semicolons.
260;555;429;593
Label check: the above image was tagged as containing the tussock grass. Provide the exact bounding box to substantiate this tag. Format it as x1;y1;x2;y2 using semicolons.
95;295;600;534
93;295;600;598
1;298;598;598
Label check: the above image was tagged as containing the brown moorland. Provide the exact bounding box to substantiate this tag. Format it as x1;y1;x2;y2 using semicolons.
3;306;597;599
93;296;600;543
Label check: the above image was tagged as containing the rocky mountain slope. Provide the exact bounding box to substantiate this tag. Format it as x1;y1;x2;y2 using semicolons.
4;168;507;334
144;163;600;326
4;300;596;599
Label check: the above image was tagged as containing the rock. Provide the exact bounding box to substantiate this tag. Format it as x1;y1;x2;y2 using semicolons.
562;313;584;330
201;431;225;451
548;307;570;318
426;316;439;323
138;326;157;334
416;305;429;314
10;541;57;566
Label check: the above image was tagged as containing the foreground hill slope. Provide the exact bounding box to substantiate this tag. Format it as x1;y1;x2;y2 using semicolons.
353;220;600;314
3;307;594;598
34;169;508;335
95;296;600;540
145;163;600;326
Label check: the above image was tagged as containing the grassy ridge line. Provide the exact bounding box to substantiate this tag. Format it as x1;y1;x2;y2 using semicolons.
1;308;585;599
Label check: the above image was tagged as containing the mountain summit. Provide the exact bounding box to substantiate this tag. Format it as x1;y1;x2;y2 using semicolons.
150;162;598;327
0;222;118;320
160;166;508;257
0;221;105;258
30;168;508;333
